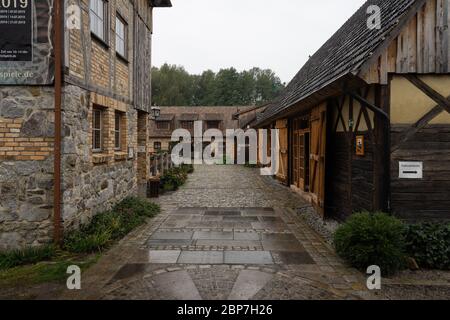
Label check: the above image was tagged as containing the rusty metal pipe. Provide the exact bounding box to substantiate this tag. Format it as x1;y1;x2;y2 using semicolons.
53;0;63;246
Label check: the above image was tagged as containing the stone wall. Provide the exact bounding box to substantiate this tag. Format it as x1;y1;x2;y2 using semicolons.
0;86;55;250
62;84;138;230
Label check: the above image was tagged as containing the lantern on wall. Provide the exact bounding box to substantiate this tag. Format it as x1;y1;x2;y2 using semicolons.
151;106;161;119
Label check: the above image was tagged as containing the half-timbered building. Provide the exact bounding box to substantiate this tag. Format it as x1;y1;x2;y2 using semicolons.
255;0;450;221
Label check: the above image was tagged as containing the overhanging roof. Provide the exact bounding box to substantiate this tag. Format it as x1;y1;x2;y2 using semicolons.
179;114;199;121
155;114;175;121
256;0;426;127
204;113;223;121
150;0;172;7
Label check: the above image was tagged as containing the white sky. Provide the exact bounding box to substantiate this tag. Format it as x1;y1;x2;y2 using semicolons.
152;0;367;84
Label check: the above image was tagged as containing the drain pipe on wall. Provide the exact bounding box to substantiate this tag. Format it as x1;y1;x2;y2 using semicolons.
53;0;63;246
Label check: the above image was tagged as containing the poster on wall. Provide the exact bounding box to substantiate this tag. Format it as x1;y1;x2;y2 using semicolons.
0;0;54;85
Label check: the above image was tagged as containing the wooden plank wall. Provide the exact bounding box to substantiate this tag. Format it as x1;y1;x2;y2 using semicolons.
327;127;374;220
391;125;450;221
362;0;449;84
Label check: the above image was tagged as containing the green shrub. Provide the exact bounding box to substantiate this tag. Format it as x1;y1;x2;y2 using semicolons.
404;223;450;270
160;167;188;191
0;245;56;270
64;197;160;253
181;163;194;174
334;212;406;275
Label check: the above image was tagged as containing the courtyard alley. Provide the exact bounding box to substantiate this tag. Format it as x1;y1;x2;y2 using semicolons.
62;165;375;300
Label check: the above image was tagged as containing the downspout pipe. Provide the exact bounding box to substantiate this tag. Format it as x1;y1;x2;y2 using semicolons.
53;0;63;246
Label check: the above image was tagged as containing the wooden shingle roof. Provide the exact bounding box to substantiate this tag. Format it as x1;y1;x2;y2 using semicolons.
256;0;425;126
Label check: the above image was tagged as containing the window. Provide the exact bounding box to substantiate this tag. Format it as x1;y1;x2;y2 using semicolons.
156;121;170;130
115;15;127;58
154;142;162;152
181;121;194;130
92;108;103;152
206;121;221;129
90;0;108;42
114;112;122;150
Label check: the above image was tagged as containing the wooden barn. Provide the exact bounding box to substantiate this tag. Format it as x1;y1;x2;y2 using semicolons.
255;0;450;221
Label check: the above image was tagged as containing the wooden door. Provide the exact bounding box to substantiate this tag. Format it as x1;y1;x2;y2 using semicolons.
309;104;327;217
276;120;288;183
299;134;306;190
292;129;299;187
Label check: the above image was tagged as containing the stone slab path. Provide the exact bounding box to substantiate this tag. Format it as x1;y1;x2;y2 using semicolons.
62;165;375;300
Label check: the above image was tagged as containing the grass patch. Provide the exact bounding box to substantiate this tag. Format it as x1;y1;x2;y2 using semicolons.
0;253;99;287
0;197;159;290
0;245;56;271
63;197;160;254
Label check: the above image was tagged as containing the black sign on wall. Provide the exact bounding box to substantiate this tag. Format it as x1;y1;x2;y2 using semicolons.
0;0;54;85
0;0;32;62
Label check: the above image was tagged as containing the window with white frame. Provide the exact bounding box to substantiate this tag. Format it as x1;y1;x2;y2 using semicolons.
90;0;108;41
115;15;127;58
92;108;103;152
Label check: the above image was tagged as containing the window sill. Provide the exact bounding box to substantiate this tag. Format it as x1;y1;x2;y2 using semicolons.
91;32;110;49
114;152;128;161
116;52;129;64
93;153;111;164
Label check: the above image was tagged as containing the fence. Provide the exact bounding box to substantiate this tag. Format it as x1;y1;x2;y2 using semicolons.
149;152;174;178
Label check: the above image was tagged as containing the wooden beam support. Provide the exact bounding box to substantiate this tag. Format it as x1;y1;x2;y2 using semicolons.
392;98;450;152
346;91;390;120
404;74;450;113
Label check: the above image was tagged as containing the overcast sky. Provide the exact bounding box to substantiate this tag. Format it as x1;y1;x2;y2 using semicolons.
152;0;367;84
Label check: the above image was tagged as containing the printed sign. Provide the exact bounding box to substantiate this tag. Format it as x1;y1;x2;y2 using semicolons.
0;0;54;85
0;0;32;62
399;161;423;179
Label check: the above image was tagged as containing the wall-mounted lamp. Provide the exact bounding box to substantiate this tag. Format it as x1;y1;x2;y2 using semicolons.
150;106;161;120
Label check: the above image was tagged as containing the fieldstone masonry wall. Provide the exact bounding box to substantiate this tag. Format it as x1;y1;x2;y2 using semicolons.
62;84;138;231
0;87;55;250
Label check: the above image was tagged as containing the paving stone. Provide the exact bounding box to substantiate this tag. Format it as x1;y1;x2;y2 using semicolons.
147;239;193;246
224;251;274;265
261;233;297;241
148;250;181;264
262;240;305;252
193;231;233;240
150;232;193;240
152;270;202;300
271;251;315;265
196;240;262;248
228;270;274;300
233;232;261;241
223;216;259;222
260;216;284;223
177;251;224;264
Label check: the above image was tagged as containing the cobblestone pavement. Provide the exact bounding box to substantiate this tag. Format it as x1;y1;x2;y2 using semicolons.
62;165;377;300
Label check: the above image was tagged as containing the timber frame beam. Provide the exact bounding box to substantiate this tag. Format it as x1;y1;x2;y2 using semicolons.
404;75;450;114
346;91;390;120
392;75;450;151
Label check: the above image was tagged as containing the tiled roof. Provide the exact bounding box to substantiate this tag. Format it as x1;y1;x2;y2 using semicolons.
179;113;199;121
155;114;175;121
204;113;223;121
256;0;422;125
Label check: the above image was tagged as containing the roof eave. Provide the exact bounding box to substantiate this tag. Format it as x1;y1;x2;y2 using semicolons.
150;0;173;8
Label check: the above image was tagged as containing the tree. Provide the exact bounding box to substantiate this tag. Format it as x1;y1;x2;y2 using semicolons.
151;64;285;106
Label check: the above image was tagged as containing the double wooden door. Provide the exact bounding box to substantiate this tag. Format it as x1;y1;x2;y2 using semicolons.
291;104;327;217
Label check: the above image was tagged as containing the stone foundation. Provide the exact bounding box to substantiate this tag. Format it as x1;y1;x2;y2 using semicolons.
0;84;141;250
0;87;55;250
